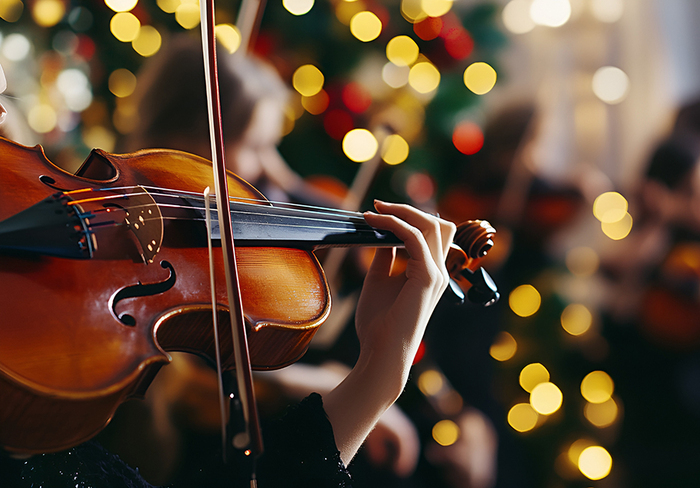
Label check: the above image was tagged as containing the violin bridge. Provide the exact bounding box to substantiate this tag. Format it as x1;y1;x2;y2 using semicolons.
122;185;164;264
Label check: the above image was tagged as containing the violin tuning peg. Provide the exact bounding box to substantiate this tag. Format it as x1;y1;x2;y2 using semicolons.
447;278;466;304
461;267;500;307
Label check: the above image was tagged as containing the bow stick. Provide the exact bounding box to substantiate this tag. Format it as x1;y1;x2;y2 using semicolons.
199;0;264;463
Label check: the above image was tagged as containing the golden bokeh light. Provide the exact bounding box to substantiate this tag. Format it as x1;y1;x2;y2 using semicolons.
386;35;419;67
418;369;444;396
421;0;452;18
215;24;241;53
408;62;440;94
381;134;409;165
157;0;180;13
432;419;460;446
401;0;427;23
560;303;593;336
593;191;628;223
565;246;599;277
283;0;314;16
28;104;57;133
175;1;200;29
292;64;325;97
0;0;24;22
568;438;596;465
581;370;614;403
592;66;629;104
32;0;65;27
350;11;382;42
530;0;571;27
301;89;329;115
519;363;550;393
83;125;116;152
335;0;365;25
489;331;517;361
578;446;612;480
105;0;138;12
584;397;618;428
530;382;563;415
132;25;162;57
508;403;538;432
463;62;497;95
342;128;378;162
502;0;535;34
601;212;633;240
509;284;541;317
110;12;141;42
108;69;137;98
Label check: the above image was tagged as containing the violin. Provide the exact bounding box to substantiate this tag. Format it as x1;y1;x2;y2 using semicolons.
0;136;497;455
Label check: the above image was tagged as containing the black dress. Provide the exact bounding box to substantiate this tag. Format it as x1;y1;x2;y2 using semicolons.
0;393;353;488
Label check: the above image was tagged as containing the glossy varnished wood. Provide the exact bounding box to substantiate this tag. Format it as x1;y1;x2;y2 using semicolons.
0;138;329;454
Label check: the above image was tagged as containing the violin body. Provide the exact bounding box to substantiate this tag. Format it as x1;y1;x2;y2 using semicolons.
0;137;329;454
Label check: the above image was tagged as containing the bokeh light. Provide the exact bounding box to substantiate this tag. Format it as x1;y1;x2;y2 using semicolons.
175;2;200;29
32;0;65;27
432;419;460;446
578;446;612;480
283;0;314;16
301;89;330;115
350;11;382;42
2;33;31;61
452;121;484;155
502;0;535;34
381;134;409;165
132;25;162;57
401;0;427;23
57;68;92;111
68;6;93;31
335;0;364;25
110;12;141;42
490;331;517;361
0;0;23;22
422;0;452;18
342;82;372;113
105;0;138;12
509;284;541;317
565;246;599;277
568;438;596;465
590;0;623;23
520;363;550;393
382;62;410;88
413;16;442;40
83;125;116;152
464;62;497;95
157;0;179;13
28;104;57;133
386;35;419;66
408;61;440;93
530;0;571;27
108;69;137;98
215;24;240;53
405;172;435;204
418;369;444;396
323;109;354;140
601;212;633;240
508;403;538;432
592;66;629;104
342;128;378;162
292;64;324;97
530;382;563;415
560;303;593;336
584;397;618;427
593;191;628;223
581;371;614;404
444;27;473;60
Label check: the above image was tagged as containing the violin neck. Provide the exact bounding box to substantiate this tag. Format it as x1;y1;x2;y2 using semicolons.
223;201;403;250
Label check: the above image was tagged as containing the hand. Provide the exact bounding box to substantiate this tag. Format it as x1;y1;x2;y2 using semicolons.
324;201;456;466
364;404;420;477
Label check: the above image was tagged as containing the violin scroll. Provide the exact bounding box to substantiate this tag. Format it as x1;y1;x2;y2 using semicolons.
446;220;500;307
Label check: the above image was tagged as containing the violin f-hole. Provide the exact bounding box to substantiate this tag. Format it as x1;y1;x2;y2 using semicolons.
110;260;177;326
39;175;72;192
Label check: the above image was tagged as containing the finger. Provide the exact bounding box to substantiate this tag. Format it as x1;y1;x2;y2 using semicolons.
373;200;451;267
364;210;432;271
366;247;395;279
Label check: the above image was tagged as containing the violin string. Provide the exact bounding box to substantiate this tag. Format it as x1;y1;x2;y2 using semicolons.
67;186;381;234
